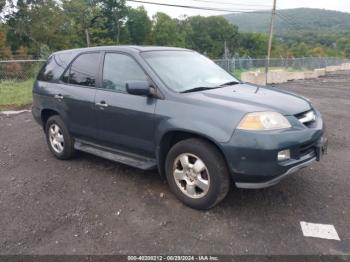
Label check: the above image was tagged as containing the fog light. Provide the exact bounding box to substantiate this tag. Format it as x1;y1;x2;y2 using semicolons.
278;149;290;161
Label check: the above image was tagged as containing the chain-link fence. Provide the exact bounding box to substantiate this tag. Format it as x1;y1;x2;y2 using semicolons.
214;57;350;74
0;57;350;82
0;59;45;81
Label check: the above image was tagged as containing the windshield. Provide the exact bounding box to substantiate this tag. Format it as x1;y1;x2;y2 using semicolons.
142;51;239;93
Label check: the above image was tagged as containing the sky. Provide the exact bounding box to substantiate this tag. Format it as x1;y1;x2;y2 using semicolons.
127;0;350;18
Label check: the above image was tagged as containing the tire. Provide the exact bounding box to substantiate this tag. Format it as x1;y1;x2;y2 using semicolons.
165;138;230;210
45;115;76;160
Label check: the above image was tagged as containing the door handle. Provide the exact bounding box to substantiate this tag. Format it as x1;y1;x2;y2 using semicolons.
54;94;64;100
96;101;108;108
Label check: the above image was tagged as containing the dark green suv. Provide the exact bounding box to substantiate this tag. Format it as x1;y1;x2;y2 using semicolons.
32;46;327;209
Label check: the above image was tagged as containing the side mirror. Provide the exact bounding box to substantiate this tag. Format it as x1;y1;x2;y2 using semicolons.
126;80;153;96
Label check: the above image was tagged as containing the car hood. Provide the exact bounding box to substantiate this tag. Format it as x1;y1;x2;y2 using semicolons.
186;83;311;115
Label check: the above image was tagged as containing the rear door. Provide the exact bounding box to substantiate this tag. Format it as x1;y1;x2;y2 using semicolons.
34;53;75;123
94;52;156;157
57;52;101;141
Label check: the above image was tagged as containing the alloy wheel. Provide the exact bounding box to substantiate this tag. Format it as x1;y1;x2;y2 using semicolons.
49;123;64;154
172;153;210;199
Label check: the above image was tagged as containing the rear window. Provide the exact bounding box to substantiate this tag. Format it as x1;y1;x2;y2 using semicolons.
63;52;100;87
37;53;74;82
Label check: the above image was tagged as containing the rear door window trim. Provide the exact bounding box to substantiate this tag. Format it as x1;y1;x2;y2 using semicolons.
59;51;103;90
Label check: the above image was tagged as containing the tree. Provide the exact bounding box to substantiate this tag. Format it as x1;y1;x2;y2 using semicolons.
99;0;128;44
185;16;239;58
126;6;151;45
6;0;71;55
0;25;6;49
337;37;350;57
0;25;11;59
0;0;5;11
63;0;102;47
238;33;267;58
291;42;310;57
310;46;326;57
1;1;349;59
0;0;13;20
151;12;185;47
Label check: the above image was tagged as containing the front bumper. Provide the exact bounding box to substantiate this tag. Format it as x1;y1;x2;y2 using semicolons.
221;112;326;188
235;157;316;189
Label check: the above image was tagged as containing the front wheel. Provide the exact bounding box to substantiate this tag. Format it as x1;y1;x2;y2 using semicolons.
165;138;230;210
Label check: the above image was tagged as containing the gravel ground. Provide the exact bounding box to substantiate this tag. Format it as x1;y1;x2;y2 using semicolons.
0;71;349;255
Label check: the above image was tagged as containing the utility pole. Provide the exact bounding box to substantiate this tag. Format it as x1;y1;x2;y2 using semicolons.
224;40;227;59
85;28;91;47
265;0;277;85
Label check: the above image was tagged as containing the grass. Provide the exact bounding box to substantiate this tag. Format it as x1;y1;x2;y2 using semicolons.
232;69;245;79
0;79;34;111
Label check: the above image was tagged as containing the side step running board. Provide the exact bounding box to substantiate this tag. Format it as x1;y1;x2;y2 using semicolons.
74;139;157;170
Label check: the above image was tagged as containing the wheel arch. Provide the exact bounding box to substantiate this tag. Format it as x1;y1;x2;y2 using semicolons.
41;108;60;129
156;129;229;178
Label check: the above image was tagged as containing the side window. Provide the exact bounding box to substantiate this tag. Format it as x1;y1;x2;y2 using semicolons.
68;53;100;87
37;53;74;82
102;53;148;92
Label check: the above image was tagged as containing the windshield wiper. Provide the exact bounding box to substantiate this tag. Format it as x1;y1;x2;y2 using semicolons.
219;81;240;87
181;82;240;93
181;86;217;93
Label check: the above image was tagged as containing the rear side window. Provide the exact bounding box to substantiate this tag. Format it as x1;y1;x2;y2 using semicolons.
102;53;148;92
66;52;100;87
37;53;74;82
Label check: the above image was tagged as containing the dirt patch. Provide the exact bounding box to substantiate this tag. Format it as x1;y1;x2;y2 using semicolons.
0;103;32;111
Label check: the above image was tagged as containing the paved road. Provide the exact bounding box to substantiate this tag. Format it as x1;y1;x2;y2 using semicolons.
0;71;349;255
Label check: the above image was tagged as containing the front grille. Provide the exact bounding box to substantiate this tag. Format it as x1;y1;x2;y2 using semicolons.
295;110;317;127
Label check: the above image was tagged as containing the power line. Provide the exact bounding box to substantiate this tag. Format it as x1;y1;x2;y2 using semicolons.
127;0;271;13
186;0;270;8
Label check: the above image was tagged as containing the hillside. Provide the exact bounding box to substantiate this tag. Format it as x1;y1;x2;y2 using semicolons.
223;8;350;34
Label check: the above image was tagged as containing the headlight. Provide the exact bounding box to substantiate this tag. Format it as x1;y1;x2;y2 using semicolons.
237;112;291;131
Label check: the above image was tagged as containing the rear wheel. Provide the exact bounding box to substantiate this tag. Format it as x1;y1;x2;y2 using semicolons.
45;115;75;160
165;138;230;209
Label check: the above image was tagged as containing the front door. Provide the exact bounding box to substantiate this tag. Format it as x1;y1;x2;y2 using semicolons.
95;52;156;157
